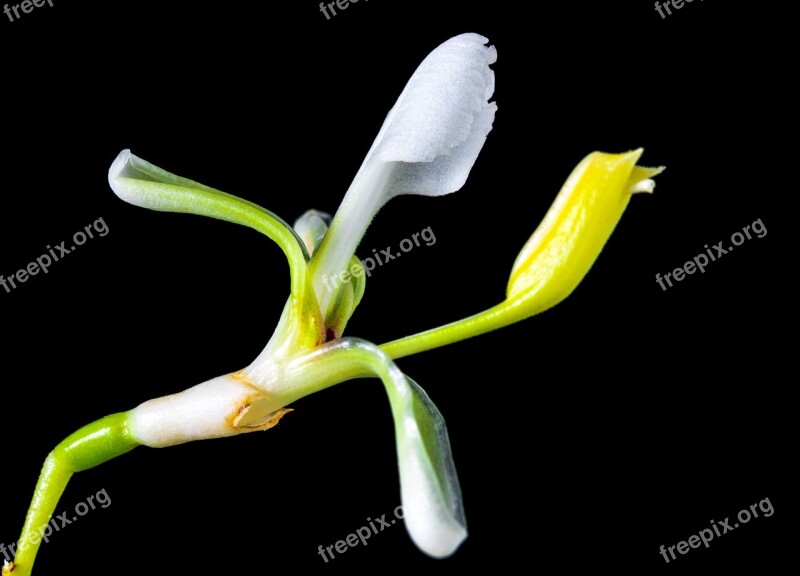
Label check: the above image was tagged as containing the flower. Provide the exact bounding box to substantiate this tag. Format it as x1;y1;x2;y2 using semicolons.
5;33;663;576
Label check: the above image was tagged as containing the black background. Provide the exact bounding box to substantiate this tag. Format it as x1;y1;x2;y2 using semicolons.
1;1;788;573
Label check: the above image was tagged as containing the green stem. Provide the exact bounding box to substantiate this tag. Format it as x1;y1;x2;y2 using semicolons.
379;299;527;360
109;151;322;335
10;413;139;576
7;454;71;576
175;191;315;329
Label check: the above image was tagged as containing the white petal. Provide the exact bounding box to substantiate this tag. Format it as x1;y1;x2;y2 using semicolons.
108;149;220;210
264;339;469;557
312;33;496;312
365;32;496;178
395;377;467;558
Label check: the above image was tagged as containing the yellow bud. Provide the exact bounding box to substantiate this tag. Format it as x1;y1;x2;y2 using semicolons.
379;148;664;361
507;149;664;316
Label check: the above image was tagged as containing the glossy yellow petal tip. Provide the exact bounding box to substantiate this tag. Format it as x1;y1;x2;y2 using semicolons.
506;149;663;316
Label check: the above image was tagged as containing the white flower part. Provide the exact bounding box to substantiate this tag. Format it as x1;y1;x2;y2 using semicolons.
364;32;497;195
312;33;497;312
129;374;289;448
293;209;332;256
393;377;468;558
629;177;657;194
108;149;220;210
400;438;468;558
265;338;469;558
